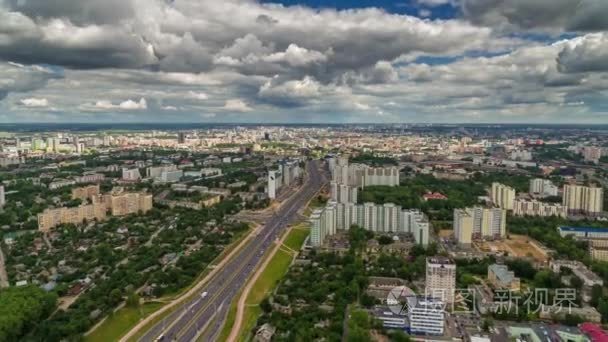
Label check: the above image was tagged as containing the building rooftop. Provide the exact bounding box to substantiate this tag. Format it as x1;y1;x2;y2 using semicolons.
427;256;454;265
559;226;608;233
489;264;516;283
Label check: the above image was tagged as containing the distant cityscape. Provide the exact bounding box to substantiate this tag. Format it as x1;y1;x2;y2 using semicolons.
0;124;607;342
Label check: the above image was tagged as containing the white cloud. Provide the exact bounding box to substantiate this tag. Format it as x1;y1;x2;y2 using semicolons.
263;44;328;67
223;99;252;112
86;98;147;111
188;91;209;100
19;97;49;107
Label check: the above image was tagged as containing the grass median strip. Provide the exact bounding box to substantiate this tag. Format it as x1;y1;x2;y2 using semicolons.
85;302;163;342
235;226;310;341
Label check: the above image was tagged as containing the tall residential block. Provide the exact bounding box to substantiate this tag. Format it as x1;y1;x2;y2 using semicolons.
563;184;603;216
491;182;515;210
453;209;473;245
330;181;358;204
267;170;278;199
453;206;506;244
513;199;567;218
331;157;399;188
425;257;456;304
71;184;100;201
108;192;153;216
529;178;559;197
311;201;429;246
38;203;107;232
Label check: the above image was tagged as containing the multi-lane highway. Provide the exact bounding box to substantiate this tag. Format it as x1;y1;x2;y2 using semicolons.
137;160;327;342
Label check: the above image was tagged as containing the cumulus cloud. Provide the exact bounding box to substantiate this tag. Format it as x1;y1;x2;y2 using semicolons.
461;0;608;32
223;99;252;112
557;33;608;73
263;44;328;67
19;97;49;107
0;0;607;123
0;62;61;100
258;76;324;106
0;0;515;76
188;91;209;100
84;98;148;111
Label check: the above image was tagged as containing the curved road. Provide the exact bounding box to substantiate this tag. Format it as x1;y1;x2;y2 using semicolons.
137;160;327;342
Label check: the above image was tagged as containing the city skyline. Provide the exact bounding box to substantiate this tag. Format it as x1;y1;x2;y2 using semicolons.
1;0;607;124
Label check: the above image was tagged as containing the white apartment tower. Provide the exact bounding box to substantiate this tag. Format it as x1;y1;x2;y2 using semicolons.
267;170;278;199
529;178;559;197
0;185;5;208
453;209;473;245
563;184;603;216
491;182;516;210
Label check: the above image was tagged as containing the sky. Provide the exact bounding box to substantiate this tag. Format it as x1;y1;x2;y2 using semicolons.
0;0;608;124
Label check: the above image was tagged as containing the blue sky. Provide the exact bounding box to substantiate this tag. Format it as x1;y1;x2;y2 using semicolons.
0;0;607;123
261;0;459;18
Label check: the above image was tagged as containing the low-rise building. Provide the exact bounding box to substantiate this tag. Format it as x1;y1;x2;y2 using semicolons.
48;179;76;190
551;260;604;288
539;305;602;323
488;264;520;291
407;296;445;335
558;226;608;240
371;306;407;330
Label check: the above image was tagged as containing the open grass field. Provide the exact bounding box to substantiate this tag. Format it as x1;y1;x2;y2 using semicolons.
85;302;163;342
475;234;549;263
283;224;310;251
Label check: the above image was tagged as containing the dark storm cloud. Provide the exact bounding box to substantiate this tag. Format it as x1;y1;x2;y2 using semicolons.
0;62;62;100
461;0;608;32
0;0;508;78
557;33;608;73
4;0;135;25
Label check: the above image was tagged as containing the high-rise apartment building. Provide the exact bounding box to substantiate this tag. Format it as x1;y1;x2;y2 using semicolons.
310;207;336;247
529;178;559;197
513;199;567;218
72;184;100;201
107;192;153;216
177;132;186;144
490;182;515;210
563;184;604;216
38;203;107;232
453;209;473;245
267;170;278;199
267;159;302;200
122;168;142;181
453;206;506;244
331;157;399;188
147;165;178;179
425;257;456;304
582;146;602;164
311;201;429;246
329;181;358;204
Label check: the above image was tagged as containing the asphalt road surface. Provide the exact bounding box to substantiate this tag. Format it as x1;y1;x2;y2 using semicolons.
138;160;327;342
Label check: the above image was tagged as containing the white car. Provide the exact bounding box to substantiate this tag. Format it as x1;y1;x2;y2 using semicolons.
201;291;208;298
